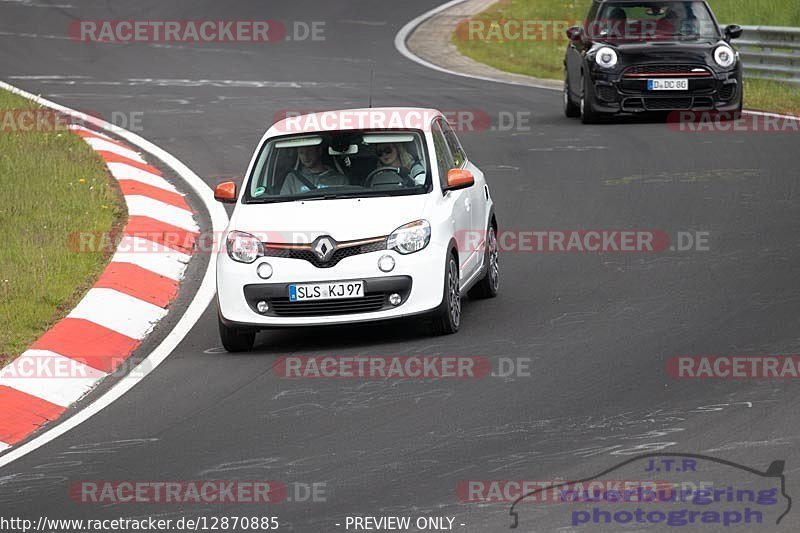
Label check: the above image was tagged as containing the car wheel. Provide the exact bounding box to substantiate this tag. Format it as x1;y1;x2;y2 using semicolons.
430;252;461;335
468;225;499;299
580;73;601;124
564;70;581;118
218;315;256;352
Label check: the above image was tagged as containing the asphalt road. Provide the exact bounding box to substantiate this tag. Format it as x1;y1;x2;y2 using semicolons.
1;1;800;531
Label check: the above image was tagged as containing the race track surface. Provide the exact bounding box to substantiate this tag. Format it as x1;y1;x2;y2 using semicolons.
1;1;799;531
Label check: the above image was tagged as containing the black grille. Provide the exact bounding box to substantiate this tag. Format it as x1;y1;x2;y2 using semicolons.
719;84;736;101
624;64;711;76
644;97;693;110
596;85;619;102
693;96;714;108
244;276;412;318
262;240;386;268
270;294;386;316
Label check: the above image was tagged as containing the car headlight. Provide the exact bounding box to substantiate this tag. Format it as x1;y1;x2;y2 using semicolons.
226;230;264;263
595;46;618;69
714;45;736;68
387;220;431;255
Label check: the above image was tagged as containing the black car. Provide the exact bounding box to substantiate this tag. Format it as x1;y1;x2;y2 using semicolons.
563;0;743;123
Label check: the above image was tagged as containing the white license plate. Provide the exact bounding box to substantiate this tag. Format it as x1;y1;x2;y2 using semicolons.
289;281;365;302
647;78;689;91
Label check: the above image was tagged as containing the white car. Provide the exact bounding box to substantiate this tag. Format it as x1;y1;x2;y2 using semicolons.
214;108;498;352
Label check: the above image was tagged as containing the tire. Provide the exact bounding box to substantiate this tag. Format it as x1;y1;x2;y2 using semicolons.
468;225;499;299
580;73;601;124
430;252;461;336
219;315;256;352
564;70;581;118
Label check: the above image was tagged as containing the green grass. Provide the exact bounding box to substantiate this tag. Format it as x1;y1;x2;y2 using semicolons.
0;90;125;366
454;0;800;114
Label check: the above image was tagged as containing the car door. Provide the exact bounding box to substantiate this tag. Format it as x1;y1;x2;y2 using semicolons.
567;1;598;96
431;119;472;280
440;118;484;279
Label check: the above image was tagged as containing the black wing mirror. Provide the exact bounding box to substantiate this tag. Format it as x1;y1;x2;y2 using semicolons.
724;24;743;40
566;26;585;43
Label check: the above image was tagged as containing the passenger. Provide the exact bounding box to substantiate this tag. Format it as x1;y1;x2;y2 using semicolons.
374;143;426;185
656;5;683;36
281;145;348;194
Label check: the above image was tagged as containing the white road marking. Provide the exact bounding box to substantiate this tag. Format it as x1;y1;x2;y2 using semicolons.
393;0;559;91
107;162;177;192
0;350;107;408
83;137;146;163
67;288;168;340
9;75;90;80
112;236;191;281
0;441;8;452
125;195;198;232
0;80;227;466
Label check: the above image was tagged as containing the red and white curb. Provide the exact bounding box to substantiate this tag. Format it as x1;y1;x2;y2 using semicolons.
0;124;198;450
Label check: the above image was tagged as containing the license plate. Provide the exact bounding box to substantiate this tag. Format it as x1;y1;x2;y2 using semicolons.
289;281;365;302
647;78;689;91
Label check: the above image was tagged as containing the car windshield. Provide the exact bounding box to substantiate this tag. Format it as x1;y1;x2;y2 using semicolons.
591;1;720;41
243;129;430;203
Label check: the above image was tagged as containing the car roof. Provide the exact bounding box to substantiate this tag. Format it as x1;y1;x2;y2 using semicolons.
267;107;443;137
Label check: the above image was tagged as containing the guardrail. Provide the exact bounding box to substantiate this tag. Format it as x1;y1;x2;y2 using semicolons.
734;25;800;84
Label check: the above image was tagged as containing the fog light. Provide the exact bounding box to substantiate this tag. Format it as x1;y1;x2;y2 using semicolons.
389;293;402;306
378;254;395;272
256;262;273;279
256;300;269;313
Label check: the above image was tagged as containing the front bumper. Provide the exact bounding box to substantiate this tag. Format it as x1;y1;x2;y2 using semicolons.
588;64;742;114
216;244;446;327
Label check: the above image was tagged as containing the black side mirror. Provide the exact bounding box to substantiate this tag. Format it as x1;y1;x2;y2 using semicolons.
725;24;743;40
566;26;584;42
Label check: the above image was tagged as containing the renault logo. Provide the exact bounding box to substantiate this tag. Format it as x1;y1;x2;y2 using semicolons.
312;236;336;262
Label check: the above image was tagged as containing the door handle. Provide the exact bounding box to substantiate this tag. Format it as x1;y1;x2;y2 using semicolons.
464;198;471;211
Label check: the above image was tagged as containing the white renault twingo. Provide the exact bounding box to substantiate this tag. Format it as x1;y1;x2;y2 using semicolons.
214;108;498;351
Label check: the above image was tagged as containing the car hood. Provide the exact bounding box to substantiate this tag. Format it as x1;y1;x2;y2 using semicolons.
595;39;725;63
229;194;430;243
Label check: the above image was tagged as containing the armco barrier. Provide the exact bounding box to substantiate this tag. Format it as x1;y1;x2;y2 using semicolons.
734;25;800;84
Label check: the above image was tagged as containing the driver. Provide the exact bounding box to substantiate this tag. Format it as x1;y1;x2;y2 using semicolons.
374;143;426;185
656;4;685;35
281;144;348;194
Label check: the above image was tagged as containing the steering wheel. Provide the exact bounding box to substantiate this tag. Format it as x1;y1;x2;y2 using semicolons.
364;166;415;188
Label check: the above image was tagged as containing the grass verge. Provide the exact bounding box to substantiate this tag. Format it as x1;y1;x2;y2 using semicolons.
0;89;125;367
454;0;800;115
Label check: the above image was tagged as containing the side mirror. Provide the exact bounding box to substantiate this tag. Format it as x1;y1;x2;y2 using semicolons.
566;26;584;42
445;168;474;191
214;181;237;203
724;24;743;40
